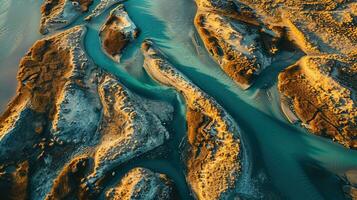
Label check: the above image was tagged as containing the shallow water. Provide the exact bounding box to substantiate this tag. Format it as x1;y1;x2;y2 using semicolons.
0;0;356;199
0;0;42;112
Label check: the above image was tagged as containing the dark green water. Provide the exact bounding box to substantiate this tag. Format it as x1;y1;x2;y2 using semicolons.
1;0;356;199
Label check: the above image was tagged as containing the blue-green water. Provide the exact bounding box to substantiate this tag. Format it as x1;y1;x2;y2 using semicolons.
0;0;356;199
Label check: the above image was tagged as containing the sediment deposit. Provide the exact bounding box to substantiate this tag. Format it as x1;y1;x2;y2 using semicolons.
194;0;357;148
1;0;356;199
0;161;29;200
256;0;357;148
142;39;243;200
40;0;93;34
45;156;90;200
213;0;357;56
0;26;172;199
85;72;171;187
278;55;357;148
194;0;274;89
99;5;139;62
105;168;174;200
341;170;357;200
0;25;100;199
85;0;124;21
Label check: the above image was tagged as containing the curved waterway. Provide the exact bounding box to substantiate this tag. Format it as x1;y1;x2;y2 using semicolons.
0;0;356;199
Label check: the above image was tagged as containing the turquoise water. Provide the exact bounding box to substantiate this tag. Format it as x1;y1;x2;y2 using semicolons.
0;0;356;199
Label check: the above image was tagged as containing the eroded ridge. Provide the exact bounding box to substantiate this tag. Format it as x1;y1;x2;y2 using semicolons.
232;0;357;55
340;170;357;200
45;156;91;200
0;26;172;199
194;0;274;89
279;55;357;148
0;25;100;199
105;168;174;200
252;0;357;148
0;161;29;200
0;26;98;161
206;0;357;148
141;40;242;200
40;0;93;34
85;72;171;188
99;4;139;62
195;0;357;89
85;0;124;21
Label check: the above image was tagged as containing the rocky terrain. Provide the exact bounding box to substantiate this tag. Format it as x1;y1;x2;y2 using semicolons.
99;5;139;62
192;1;357;197
142;40;244;200
278;55;357;148
85;72;171;189
85;0;125;21
267;0;357;148
193;0;356;149
340;170;357;200
40;0;126;34
0;25;173;199
105;168;174;200
0;0;356;199
194;0;274;89
40;0;93;34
